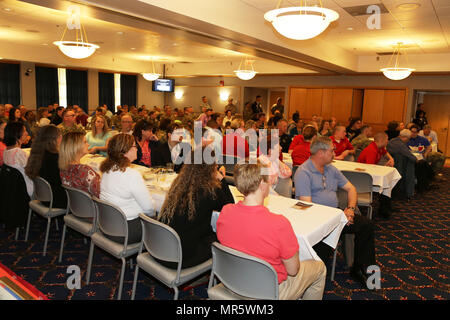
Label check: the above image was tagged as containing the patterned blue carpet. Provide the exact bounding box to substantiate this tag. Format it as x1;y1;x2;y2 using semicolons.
0;169;449;300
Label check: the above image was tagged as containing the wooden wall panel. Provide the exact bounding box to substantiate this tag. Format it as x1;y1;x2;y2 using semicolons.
321;88;333;119
362;89;384;124
305;88;323;119
331;88;353;124
289;88;307;118
351;89;364;120
382;89;406;123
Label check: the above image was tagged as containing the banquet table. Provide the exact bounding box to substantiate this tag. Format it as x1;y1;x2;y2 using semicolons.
211;186;348;262
281;153;401;198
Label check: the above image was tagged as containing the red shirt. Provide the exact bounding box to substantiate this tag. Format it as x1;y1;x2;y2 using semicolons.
217;202;299;284
76;114;89;127
289;135;311;166
330;136;353;157
222;132;249;158
357;141;387;164
0;141;6;166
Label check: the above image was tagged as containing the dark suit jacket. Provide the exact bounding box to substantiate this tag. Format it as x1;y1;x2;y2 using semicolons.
0;164;30;228
39;151;67;208
151;141;190;173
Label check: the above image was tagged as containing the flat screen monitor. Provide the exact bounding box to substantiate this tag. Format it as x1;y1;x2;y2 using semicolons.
152;78;175;92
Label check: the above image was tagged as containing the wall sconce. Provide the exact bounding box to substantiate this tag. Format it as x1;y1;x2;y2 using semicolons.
175;90;183;100
220;91;229;101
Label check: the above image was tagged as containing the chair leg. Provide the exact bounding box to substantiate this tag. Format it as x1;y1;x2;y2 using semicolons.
42;218;51;257
83;238;87;245
173;286;179;300
117;258;126;300
207;270;215;290
58;224;67;263
25;209;32;242
55;218;59;231
331;248;338;282
15;228;19;241
369;205;373;220
86;241;95;284
131;265;140;300
129;258;133;270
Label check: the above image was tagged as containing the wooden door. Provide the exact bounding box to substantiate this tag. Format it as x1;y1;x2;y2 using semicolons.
305;89;323;120
423;94;450;157
331;88;353;124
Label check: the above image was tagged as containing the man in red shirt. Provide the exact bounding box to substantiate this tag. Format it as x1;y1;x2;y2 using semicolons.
222;119;249;158
358;132;394;166
289;126;317;166
330;125;355;160
217;162;326;300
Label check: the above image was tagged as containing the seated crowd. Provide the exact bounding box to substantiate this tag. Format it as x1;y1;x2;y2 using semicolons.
0;98;446;300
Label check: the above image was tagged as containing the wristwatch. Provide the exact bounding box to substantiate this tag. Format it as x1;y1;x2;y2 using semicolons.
346;206;356;211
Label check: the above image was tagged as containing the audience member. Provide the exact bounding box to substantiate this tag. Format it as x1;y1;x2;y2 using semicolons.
413;110;428;130
222;119;250;158
3;122;32;196
289;126;317;166
25;125;67;208
277;119;292;153
318;119;332;137
57;109;85;135
37;107;51;127
59;132;100;198
346;118;362;142
251;95;263;120
86;115;112;156
74;105;89;127
152;123;188;172
222;110;233;127
330;125;355;161
217;162;326;300
157;151;234;268
0;119;7;165
243;101;253;122
419;124;438;145
271;97;284;116
132;120;158;167
358;132;394;166
385;121;400;140
51;107;64;126
99;133;155;244
120;114;134;135
351;125;373;159
0;104;7;123
197;107;213;128
224;97;237;115
294;136;376;286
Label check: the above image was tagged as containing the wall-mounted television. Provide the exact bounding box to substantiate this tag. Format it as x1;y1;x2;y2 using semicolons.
152;78;175;92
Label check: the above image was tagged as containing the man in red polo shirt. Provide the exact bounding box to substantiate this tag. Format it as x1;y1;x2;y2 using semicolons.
330;125;355;161
289;126;317;166
358;132;394;166
217;162;326;300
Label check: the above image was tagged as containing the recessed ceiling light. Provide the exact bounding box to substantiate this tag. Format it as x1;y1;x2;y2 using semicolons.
117;31;123;35
397;3;421;11
172;43;179;46
347;27;354;31
3;8;12;12
42;43;48;46
131;47;136;50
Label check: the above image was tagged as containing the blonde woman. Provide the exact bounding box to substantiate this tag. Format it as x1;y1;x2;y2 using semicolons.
85;115;112;156
59;132;101;198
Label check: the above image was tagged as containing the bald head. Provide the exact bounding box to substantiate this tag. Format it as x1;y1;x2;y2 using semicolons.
374;132;388;148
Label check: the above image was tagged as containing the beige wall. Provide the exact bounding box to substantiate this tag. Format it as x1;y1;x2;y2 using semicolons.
137;75;165;109
167;85;241;113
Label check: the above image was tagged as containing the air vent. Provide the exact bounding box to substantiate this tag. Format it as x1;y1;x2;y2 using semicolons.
179;61;192;64
343;3;388;16
376;52;398;56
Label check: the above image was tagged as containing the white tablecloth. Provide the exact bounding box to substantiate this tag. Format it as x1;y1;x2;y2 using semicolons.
211;186;348;262
331;160;401;197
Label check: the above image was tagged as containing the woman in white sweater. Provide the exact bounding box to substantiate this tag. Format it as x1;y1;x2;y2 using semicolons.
100;133;155;244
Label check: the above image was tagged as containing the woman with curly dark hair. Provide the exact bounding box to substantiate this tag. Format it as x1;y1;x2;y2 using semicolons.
132;119;158;167
157;150;234;269
25;125;67;208
100;133;155;244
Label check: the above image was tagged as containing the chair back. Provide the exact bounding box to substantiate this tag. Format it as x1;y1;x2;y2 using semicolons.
92;197;128;240
210;242;279;300
62;185;97;220
139;214;182;264
33;177;53;207
341;170;373;194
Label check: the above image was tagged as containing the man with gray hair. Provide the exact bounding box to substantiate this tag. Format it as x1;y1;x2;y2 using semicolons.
387;129;417;199
294;136;375;287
